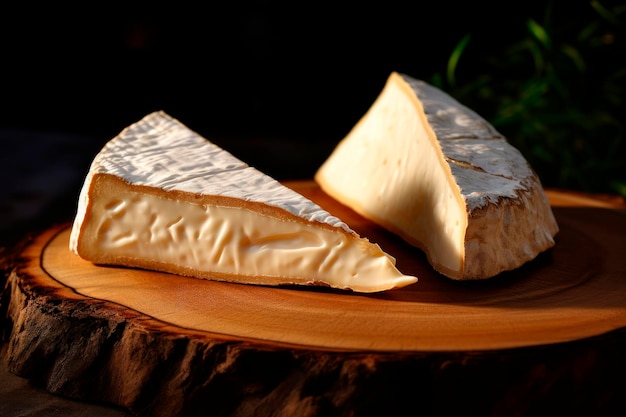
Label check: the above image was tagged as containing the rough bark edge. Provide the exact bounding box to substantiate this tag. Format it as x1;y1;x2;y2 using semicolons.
2;260;626;417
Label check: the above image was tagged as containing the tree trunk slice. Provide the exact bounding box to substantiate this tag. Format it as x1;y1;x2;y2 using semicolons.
2;182;626;416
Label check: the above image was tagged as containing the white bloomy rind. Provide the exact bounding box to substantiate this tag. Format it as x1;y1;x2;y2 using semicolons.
315;72;559;280
70;111;417;293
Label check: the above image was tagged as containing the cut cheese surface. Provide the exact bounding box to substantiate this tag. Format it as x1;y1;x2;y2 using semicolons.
315;72;559;280
70;111;417;293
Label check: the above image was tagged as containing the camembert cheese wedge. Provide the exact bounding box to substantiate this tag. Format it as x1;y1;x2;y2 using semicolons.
70;111;417;292
315;72;559;280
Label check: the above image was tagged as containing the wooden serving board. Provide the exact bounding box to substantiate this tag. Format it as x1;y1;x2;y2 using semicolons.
3;181;626;416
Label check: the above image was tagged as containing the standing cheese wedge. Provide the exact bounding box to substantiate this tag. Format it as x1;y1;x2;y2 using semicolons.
69;111;416;293
315;72;559;280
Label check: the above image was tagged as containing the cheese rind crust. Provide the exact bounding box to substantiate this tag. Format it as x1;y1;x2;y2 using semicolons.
70;111;417;293
315;72;559;280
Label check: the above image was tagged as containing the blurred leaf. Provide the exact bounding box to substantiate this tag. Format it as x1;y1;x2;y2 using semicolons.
446;34;472;87
591;0;620;25
527;19;552;49
577;20;600;42
561;43;587;71
525;38;547;75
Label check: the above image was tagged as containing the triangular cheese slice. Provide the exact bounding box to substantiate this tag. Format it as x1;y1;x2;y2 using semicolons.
315;72;559;280
69;111;417;293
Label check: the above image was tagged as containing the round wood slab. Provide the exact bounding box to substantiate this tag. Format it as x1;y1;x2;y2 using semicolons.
3;182;626;416
30;182;626;351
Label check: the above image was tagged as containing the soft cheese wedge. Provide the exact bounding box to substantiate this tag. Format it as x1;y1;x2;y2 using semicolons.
315;72;559;280
70;111;417;292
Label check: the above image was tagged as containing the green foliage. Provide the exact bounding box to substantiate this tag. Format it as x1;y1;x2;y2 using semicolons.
432;1;626;197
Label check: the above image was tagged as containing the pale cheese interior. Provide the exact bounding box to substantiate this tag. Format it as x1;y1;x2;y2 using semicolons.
315;76;466;275
78;177;417;293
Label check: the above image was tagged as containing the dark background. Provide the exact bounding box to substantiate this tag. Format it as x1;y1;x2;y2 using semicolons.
1;2;550;173
1;1;623;244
